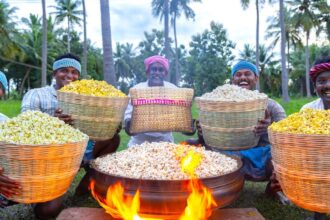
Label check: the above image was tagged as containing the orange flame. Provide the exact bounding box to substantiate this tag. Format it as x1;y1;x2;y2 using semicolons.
178;147;217;220
90;144;216;220
90;181;161;220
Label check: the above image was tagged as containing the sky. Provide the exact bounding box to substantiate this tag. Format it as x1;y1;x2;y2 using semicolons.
8;0;294;57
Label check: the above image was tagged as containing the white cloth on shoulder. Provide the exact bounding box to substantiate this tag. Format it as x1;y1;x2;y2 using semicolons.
301;98;324;110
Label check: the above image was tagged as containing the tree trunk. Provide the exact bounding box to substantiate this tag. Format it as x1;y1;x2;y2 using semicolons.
20;68;31;96
287;39;290;70
100;0;116;86
67;18;71;53
305;32;311;97
300;78;305;96
82;0;88;77
164;0;171;82
41;0;47;87
280;0;290;102
173;12;180;86
255;0;260;91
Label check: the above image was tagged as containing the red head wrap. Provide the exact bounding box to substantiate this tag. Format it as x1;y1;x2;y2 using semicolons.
309;62;330;83
144;55;169;75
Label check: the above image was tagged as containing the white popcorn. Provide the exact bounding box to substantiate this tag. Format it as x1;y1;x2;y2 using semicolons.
0;111;87;145
199;84;267;101
92;142;238;180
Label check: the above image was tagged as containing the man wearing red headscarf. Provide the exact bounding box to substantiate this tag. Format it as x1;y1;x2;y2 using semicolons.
300;56;330;220
302;55;330;110
124;55;177;147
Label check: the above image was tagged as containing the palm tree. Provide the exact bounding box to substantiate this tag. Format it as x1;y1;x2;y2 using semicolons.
82;0;87;77
266;6;302;69
169;0;201;85
240;0;274;90
279;0;289;102
239;44;255;61
41;0;47;87
314;0;330;43
20;14;43;93
114;43;135;81
138;29;164;56
100;0;116;86
152;0;171;82
51;0;83;53
238;44;278;94
288;0;321;97
0;1;20;59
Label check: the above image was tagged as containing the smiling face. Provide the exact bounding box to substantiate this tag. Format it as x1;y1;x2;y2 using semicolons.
53;67;80;90
232;69;258;90
314;70;330;109
147;62;167;87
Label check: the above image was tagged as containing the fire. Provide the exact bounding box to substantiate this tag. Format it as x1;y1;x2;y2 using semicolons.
90;181;161;220
178;149;217;220
90;145;217;220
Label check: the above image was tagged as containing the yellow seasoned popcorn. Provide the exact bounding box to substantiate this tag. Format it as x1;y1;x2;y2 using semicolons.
0;111;88;145
269;108;330;135
60;79;126;97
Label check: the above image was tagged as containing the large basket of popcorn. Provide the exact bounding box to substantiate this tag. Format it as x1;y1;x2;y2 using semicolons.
269;109;330;213
57;79;129;141
129;87;194;133
196;84;268;150
0;111;88;203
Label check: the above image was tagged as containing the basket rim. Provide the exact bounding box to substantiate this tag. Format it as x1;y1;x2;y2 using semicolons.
195;96;268;103
130;86;194;91
201;123;255;131
268;129;330;137
0;136;89;147
57;90;129;99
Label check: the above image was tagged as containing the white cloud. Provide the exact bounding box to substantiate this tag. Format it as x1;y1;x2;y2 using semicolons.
10;0;283;56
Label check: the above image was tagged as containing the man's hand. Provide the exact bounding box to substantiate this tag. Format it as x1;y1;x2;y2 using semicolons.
254;109;271;136
0;167;21;198
54;108;74;125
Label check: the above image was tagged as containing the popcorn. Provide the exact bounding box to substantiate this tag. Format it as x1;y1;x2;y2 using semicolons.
269;108;330;134
92;142;238;180
200;84;267;101
60;79;127;97
0;111;88;145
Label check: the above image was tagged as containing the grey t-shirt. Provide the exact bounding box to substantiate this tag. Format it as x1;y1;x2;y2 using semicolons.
258;98;286;146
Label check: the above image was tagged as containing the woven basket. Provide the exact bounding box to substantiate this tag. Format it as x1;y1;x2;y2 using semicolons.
196;98;268;150
129;87;194;133
269;130;330;213
57;91;129;141
0;138;88;203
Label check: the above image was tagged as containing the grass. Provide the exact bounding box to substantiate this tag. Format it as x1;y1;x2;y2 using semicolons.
275;97;316;115
1;97;328;220
0;100;21;118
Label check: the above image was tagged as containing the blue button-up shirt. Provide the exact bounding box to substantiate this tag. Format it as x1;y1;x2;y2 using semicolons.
21;85;58;115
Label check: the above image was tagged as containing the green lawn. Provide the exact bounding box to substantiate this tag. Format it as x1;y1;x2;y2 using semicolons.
0;97;328;220
276;97;316;115
0;100;21;117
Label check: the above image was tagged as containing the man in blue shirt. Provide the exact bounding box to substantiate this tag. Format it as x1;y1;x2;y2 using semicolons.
19;53;120;218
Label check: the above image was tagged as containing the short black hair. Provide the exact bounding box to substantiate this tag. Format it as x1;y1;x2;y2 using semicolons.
314;55;330;65
54;53;81;63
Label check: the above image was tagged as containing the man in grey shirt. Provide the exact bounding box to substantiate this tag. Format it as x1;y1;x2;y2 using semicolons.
188;60;286;199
